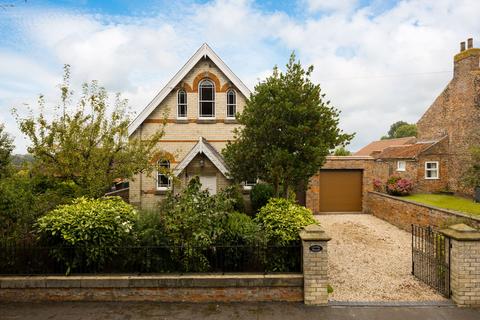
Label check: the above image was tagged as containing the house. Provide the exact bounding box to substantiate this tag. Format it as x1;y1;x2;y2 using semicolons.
128;44;251;209
306;38;480;214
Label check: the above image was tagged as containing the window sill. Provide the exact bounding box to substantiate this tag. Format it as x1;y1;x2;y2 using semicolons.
155;188;171;195
424;177;440;180
224;118;238;124
175;118;189;124
197;118;216;124
396;169;406;172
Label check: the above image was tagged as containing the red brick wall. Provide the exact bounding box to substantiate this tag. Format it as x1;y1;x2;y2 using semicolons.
366;191;480;231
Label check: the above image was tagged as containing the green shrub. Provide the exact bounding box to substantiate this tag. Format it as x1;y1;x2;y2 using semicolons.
218;185;246;213
254;198;316;244
158;177;231;271
36;196;137;273
250;183;274;213
219;211;262;245
134;210;169;246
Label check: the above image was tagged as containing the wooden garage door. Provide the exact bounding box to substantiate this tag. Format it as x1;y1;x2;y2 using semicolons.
319;170;363;212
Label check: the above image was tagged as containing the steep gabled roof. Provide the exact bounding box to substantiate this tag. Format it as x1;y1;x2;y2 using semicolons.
354;136;416;156
173;137;229;177
128;43;251;135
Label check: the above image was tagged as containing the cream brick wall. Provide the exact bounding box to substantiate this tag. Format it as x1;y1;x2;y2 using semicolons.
129;57;247;208
449;239;480;307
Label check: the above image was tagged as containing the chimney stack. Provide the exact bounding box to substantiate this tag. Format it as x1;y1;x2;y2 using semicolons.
467;38;473;49
460;41;466;52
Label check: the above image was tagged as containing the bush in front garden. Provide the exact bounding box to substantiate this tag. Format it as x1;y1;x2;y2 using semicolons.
254;198;316;244
219;211;262;245
250;183;275;214
36;196;137;273
386;176;414;196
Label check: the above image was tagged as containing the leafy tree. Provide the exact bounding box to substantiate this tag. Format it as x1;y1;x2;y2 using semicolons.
333;146;351;156
0;123;14;177
223;53;354;197
463;147;480;188
14;65;164;198
381;121;417;139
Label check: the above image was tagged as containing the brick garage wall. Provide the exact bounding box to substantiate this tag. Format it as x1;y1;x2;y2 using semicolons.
366;191;480;231
0;274;303;303
306;156;389;213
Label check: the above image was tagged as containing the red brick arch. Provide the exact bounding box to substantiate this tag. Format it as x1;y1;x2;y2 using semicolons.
192;72;222;92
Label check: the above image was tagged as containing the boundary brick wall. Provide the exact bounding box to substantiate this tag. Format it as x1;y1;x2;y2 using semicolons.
0;274;303;303
366;191;480;231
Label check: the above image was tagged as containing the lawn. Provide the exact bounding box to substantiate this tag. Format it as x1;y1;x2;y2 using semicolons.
403;194;480;217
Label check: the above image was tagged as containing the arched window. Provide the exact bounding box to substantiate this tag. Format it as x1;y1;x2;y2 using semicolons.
177;90;187;119
226;89;236;119
157;160;171;189
199;79;215;118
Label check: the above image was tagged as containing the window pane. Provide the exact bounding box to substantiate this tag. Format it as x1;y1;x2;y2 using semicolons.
201;102;214;117
201;86;213;101
227;91;236;104
227;104;236;118
178;105;187;118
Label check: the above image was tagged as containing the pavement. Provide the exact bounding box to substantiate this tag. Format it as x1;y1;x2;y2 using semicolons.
0;302;479;320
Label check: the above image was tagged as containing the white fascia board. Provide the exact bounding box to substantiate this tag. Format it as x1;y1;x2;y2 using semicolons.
128;44;252;136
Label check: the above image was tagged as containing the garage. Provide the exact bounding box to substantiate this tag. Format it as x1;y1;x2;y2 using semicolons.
319;169;363;213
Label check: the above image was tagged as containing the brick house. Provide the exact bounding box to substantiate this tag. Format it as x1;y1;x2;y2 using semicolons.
128;44;251;209
306;38;480;214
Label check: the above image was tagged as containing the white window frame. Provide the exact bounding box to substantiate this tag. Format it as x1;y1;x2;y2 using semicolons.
397;160;406;172
198;79;215;119
157;160;172;190
243;178;257;190
226;89;236;119
425;161;440;180
177;89;187;119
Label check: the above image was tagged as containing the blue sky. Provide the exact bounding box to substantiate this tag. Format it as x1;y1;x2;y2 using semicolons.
1;0;479;153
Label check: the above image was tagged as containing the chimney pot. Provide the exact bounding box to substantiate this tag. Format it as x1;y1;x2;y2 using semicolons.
460;41;466;52
467;38;473;49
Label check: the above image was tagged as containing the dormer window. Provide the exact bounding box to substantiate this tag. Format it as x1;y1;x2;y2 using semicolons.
226;89;236;119
177;90;187;119
199;79;215;118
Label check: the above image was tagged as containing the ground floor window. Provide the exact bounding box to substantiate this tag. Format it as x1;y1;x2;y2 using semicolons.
157;160;171;189
243;178;257;190
425;161;439;179
397;160;406;171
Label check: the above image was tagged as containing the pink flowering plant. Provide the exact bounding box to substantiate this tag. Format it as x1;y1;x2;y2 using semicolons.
386;176;414;196
373;178;384;192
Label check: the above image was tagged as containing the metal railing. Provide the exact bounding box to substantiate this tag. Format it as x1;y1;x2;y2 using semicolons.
0;241;302;275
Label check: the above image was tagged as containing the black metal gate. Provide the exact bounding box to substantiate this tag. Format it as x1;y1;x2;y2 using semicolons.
411;225;451;298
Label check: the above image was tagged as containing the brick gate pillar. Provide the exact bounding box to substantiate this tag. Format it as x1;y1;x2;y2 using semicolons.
440;224;480;307
299;224;331;305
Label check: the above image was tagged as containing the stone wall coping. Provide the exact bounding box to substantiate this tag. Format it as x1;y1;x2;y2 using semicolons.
368;191;480;224
299;224;331;241
440;223;480;241
0;274;303;289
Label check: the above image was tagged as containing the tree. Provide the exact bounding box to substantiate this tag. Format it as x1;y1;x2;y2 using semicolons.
14;65;164;198
223;53;354;198
381;121;417;140
333;146;351;156
463;147;480;188
0;123;14;178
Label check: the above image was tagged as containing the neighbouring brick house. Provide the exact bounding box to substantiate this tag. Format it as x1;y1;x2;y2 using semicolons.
128;44;251;209
306;38;480;214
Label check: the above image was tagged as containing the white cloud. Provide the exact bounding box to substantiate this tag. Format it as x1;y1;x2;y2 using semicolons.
1;0;480;153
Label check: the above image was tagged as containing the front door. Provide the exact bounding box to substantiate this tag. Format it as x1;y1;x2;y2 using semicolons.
199;175;217;195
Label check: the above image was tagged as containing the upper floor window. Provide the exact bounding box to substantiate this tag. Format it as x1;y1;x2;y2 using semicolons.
199;79;215;118
157;160;171;189
226;89;236;119
177;90;187;119
425;161;439;179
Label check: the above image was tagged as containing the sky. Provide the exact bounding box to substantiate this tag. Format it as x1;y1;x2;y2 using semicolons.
1;0;479;153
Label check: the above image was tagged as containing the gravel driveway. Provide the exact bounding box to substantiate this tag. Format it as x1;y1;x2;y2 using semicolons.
315;214;446;302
